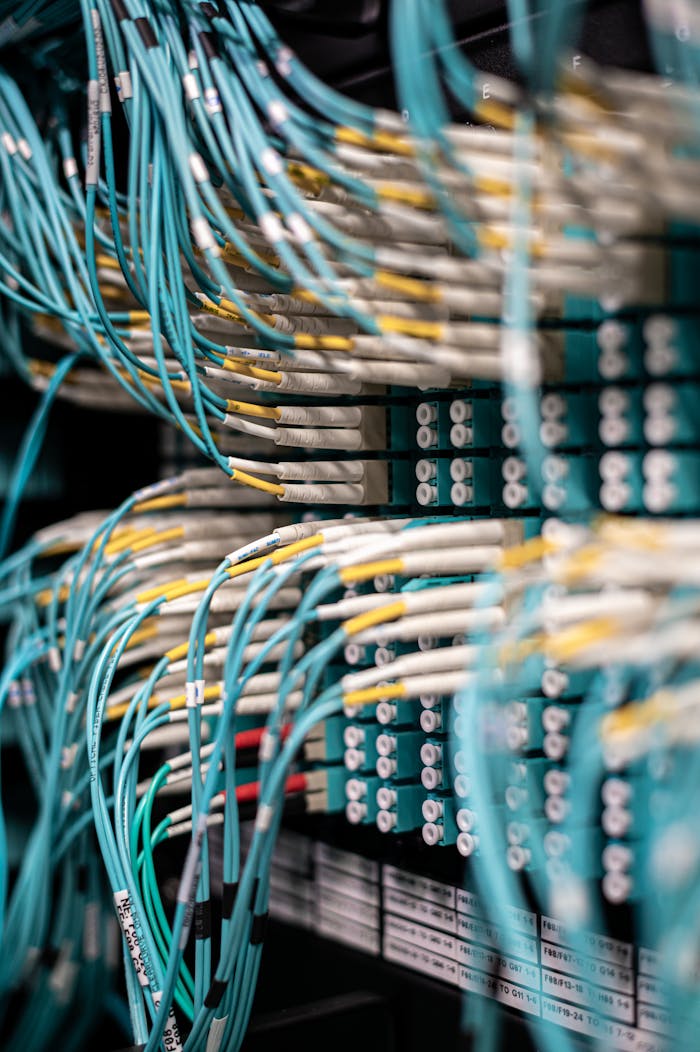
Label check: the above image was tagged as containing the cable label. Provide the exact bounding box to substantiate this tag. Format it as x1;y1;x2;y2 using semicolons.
113;889;149;986
116;70;133;101
182;72;200;100
91;10;112;114
205;1014;228;1052
204;87;222;115
152;990;183;1052
85;79;100;187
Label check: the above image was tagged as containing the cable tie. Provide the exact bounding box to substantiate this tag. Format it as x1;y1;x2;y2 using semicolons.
134;16;157;48
204;978;226;1009
250;912;269;946
111;0;129;21
221;881;238;919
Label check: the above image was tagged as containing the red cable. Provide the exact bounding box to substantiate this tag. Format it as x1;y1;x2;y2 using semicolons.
229;771;307;805
234;724;291;752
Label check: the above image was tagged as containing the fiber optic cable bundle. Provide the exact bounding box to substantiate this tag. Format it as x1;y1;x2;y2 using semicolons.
0;468;525;1051
453;517;700;1052
1;0;700;502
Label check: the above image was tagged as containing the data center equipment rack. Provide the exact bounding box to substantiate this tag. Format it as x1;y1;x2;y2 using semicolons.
0;1;694;1051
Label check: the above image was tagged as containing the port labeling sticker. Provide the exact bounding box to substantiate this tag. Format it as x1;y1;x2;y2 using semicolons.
385;915;456;959
456;940;541;991
459;965;541;1016
268;889;314;930
384;888;457;934
541;916;632;967
319;885;380;930
632;1030;668;1052
315;842;379;882
384;935;459;986
383;866;455;909
456;888;481;918
269;869;315;903
458;912;538;964
317;866;380;907
637;974;666;1008
637;1004;672;1036
638;948;661;978
541;941;633;993
542;968;634;1023
317;910;380;956
455;890;536;936
541;997;638;1050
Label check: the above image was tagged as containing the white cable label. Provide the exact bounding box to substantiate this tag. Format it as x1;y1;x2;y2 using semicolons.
191;217;220;255
189;152;208;184
206;1015;229;1052
63;157;78;180
258;732;276;762
152;990;184;1052
287;212;312;244
113;889;149;986
267;99;288;127
85;79;100;186
1;132;17;155
261;148;283;176
117;70;133;100
275;46;294;77
204;87;222;115
255;802;274;832
183;72;200;100
91;10;111;114
259;211;285;244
